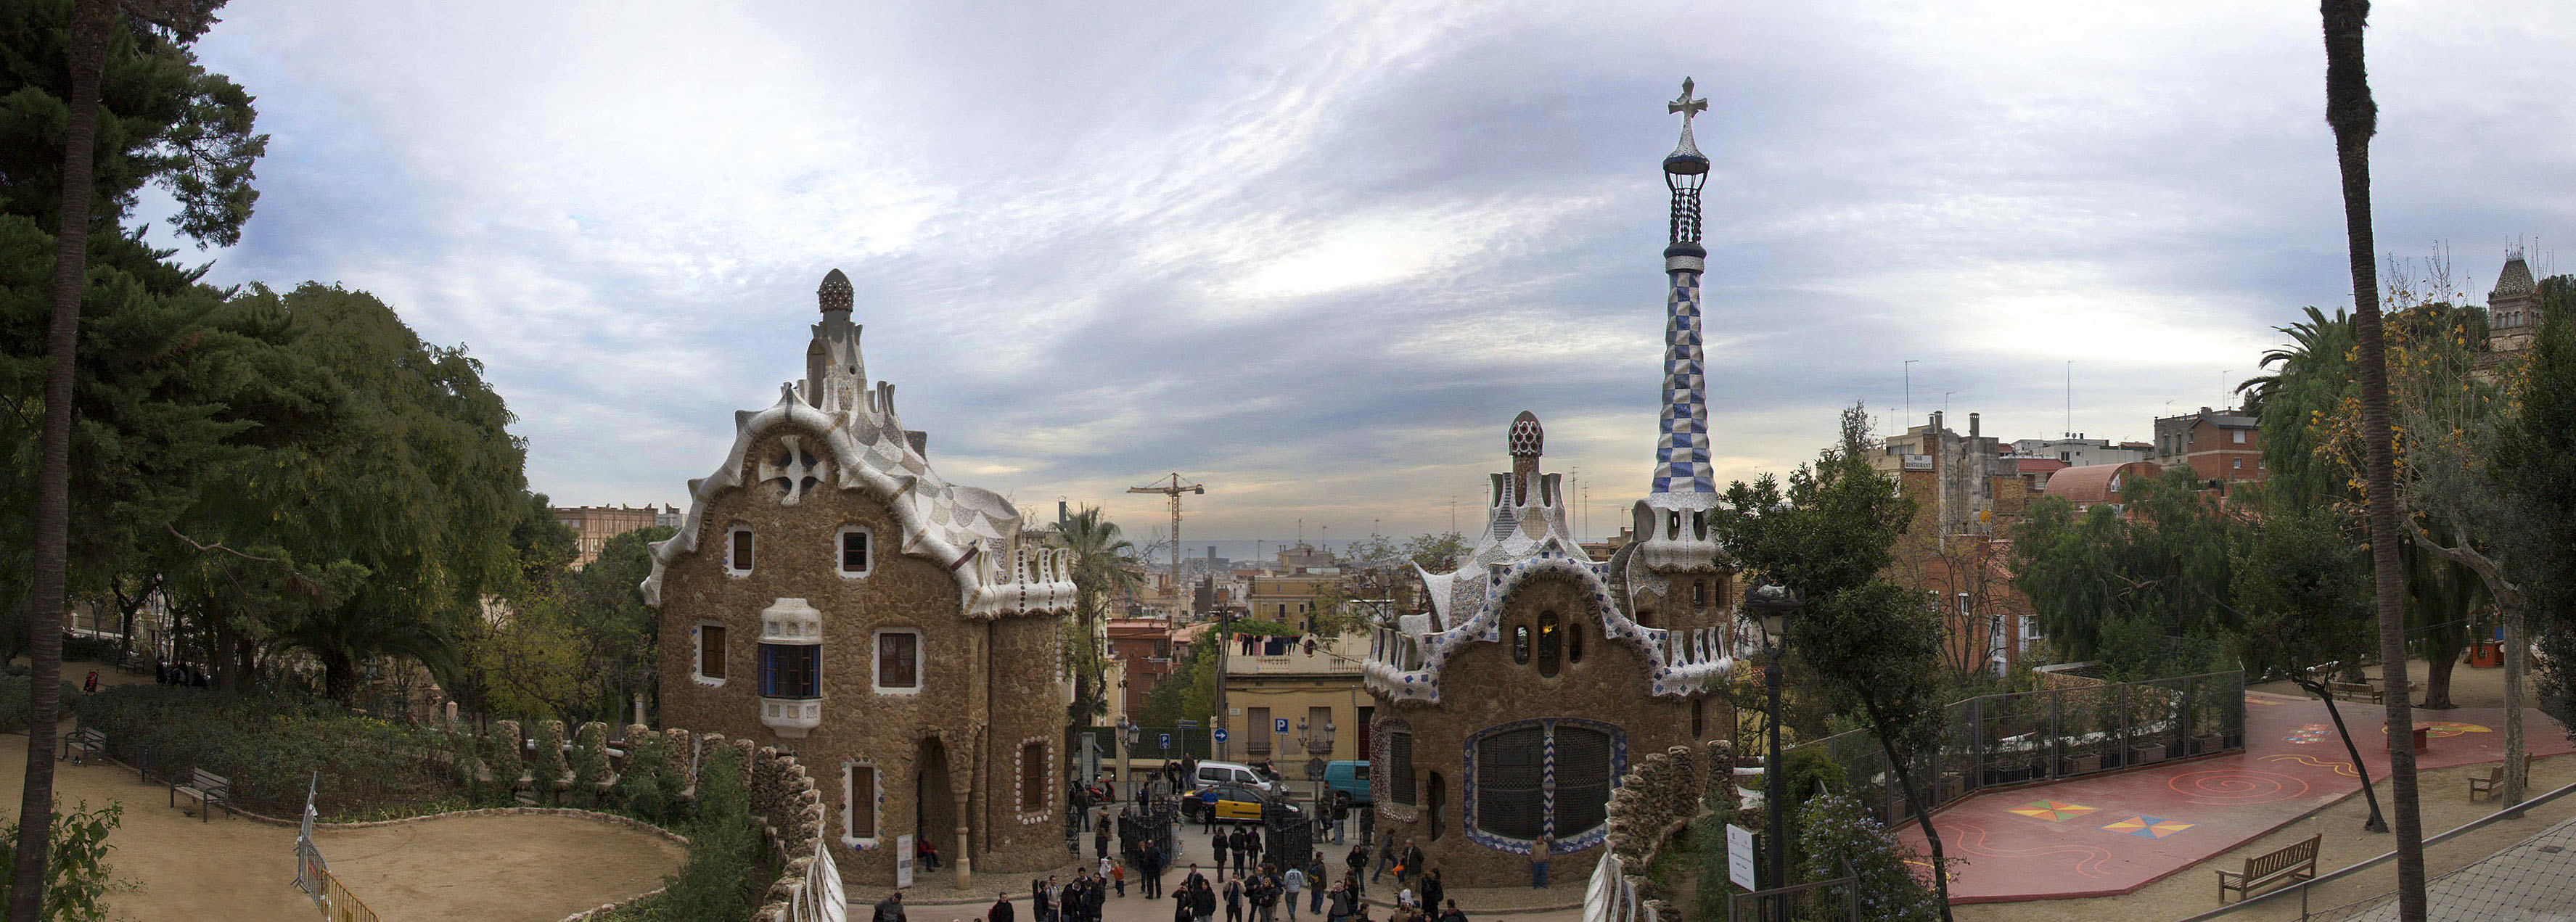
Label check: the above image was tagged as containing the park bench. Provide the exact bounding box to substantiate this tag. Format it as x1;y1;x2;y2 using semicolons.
2468;755;2535;802
169;767;233;823
2215;833;2320;904
2326;680;2382;704
60;728;105;766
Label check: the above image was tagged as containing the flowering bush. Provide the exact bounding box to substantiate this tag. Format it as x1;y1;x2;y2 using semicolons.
1796;792;1940;922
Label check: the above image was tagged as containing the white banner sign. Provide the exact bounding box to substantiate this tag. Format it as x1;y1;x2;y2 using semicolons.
1726;824;1756;891
895;833;915;889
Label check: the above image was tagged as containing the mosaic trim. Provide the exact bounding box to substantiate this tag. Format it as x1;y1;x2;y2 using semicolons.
1015;736;1053;825
1650;268;1714;495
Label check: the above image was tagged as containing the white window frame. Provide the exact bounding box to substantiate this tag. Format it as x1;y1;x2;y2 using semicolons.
873;628;924;695
837;525;874;579
692;620;728;687
726;524;755;576
842;761;880;849
2231;429;2247;444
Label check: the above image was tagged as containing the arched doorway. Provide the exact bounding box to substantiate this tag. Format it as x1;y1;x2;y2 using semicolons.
1424;770;1447;841
915;738;956;865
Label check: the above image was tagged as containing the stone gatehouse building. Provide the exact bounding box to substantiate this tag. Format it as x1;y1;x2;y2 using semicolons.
1361;82;1744;887
644;269;1077;889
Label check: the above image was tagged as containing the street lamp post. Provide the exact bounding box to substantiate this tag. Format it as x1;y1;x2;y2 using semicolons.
1746;584;1803;921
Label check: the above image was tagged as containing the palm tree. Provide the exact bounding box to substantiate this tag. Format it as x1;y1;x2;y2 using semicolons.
1054;506;1142;725
12;2;121;914
2321;1;2428;917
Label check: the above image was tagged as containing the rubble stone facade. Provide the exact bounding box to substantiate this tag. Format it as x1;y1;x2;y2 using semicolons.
648;270;1077;890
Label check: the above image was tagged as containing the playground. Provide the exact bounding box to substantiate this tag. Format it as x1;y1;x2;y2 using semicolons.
0;724;681;921
1905;689;2575;904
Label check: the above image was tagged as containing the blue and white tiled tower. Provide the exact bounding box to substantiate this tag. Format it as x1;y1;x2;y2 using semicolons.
1632;78;1726;575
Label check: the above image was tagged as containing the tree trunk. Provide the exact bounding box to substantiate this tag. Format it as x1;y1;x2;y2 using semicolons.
2419;646;2458;709
2322;2;2427;918
324;652;360;707
9;3;115;918
2502;602;2527;804
2310;680;2388;832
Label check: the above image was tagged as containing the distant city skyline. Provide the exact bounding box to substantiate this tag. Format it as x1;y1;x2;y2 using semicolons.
160;1;2570;538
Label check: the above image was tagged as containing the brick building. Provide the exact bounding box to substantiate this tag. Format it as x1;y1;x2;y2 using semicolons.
554;503;676;567
2152;407;2263;484
644;270;1078;889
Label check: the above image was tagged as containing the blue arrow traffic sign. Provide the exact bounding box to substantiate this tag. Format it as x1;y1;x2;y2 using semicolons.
1213;728;1229;742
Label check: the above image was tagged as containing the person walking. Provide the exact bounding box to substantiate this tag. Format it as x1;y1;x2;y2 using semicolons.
1192;874;1218;922
1097;818;1112;860
873;891;909;922
1113;860;1127;898
1211;823;1229;878
1034;878;1054;922
1418;869;1443;918
1370;832;1396;884
1252;868;1281;922
1398;841;1423;886
990;892;1015;922
1281;865;1305;921
1325;880;1354;922
1307;855;1328;916
1243;828;1264;878
1224;878;1245;922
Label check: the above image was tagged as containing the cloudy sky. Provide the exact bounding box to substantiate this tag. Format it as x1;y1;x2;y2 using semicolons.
151;0;2572;548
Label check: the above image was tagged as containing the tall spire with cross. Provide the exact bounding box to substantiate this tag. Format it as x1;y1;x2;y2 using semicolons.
1651;77;1714;496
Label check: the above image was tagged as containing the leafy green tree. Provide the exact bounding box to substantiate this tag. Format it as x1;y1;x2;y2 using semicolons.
2010;469;2239;676
1054;505;1141;725
2231;506;2387;831
0;801;126;922
1715;403;1954;918
1796;793;1940;922
461;524;670;724
2501;280;2576;742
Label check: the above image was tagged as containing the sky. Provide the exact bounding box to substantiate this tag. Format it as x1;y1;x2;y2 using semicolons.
148;0;2574;549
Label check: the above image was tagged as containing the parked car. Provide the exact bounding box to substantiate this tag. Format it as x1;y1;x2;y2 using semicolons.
1183;784;1300;823
1194;760;1279;794
1323;760;1370;806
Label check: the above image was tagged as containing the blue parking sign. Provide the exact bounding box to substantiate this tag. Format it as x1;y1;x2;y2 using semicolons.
1158;733;1172;749
1275;718;1289;734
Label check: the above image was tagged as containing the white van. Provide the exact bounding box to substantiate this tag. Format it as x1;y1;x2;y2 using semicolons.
1194;760;1278;794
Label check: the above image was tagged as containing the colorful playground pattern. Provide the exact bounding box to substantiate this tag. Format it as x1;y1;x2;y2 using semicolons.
1898;697;2574;902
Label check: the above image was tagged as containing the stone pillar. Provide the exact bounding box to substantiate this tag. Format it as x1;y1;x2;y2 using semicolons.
952;788;974;889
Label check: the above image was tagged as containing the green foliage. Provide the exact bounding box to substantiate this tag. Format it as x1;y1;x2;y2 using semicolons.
2239;306;2358;509
1137;635;1217;738
459;524;670;725
1795;793;1940;922
0;671;83;734
1054;505;1141;723
1782;746;1846;812
2010;469;2239;670
612;733;687;826
0;801;130;922
57;636;118;664
571;722;612;807
2505;280;2576;724
629;744;766;921
71;683;448;816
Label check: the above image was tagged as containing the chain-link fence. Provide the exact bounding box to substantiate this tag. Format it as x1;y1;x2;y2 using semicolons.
1775;670;2246;826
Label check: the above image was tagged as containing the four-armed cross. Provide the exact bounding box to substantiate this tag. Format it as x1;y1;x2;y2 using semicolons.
1668;76;1708;128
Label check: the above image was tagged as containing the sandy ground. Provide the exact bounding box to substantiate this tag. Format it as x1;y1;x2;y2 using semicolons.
2249;655;2535;711
0;665;680;921
1955;718;2576;921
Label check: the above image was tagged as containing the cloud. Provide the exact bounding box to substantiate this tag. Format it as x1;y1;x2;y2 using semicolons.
155;0;2575;541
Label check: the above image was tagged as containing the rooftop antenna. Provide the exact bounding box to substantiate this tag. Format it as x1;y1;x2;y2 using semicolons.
1943;390;1957;416
2064;361;2073;440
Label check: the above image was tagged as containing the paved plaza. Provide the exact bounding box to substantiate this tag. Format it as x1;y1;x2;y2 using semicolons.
1900;691;2575;902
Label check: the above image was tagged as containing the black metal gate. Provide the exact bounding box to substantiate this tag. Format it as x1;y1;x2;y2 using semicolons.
1263;798;1313;876
1121;795;1181;872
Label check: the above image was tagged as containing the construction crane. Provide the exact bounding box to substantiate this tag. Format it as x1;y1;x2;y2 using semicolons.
1128;474;1205;611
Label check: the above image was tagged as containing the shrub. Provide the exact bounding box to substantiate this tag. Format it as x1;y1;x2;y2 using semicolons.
0;680;83;735
614;734;686;826
71;684;448;816
630;744;767;921
0;800;131;921
60;635;122;665
572;722;611;807
1796;792;1940;922
1782;746;1845;813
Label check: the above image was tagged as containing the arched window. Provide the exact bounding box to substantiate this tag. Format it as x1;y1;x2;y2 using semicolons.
1692;510;1707;540
1467;720;1623;847
1536;611;1562;677
1667;511;1681;539
1511;625;1532;664
1567;620;1585;663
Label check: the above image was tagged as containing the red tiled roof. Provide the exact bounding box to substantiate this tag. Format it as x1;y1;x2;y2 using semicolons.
2043;461;2162;506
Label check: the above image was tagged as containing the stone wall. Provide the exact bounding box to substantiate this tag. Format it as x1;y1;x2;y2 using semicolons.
1596;739;1728;921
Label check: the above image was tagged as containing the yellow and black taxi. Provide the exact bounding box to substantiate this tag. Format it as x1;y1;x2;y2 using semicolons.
1181;783;1300;823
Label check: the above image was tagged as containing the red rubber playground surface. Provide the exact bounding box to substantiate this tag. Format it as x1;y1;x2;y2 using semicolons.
1894;691;2575;902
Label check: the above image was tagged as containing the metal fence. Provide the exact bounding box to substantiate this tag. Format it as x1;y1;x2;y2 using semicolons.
1773;670;2247;826
1725;874;1858;922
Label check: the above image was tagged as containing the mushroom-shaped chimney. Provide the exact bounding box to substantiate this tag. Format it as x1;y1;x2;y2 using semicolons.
1508;411;1543;499
818;268;853;313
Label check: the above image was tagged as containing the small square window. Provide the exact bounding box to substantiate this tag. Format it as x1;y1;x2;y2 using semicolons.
728;526;754;574
876;630;921;693
2232;458;2243;470
2231;429;2247;444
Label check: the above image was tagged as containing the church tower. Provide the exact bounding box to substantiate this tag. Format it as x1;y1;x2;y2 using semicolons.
2486;248;2540;356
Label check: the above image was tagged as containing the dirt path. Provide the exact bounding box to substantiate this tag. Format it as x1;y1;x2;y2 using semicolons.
0;723;679;921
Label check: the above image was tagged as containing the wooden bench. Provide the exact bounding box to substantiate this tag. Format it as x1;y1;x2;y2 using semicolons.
2468;755;2535;802
169;767;232;823
2216;833;2319;903
60;727;106;766
2326;681;2382;704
